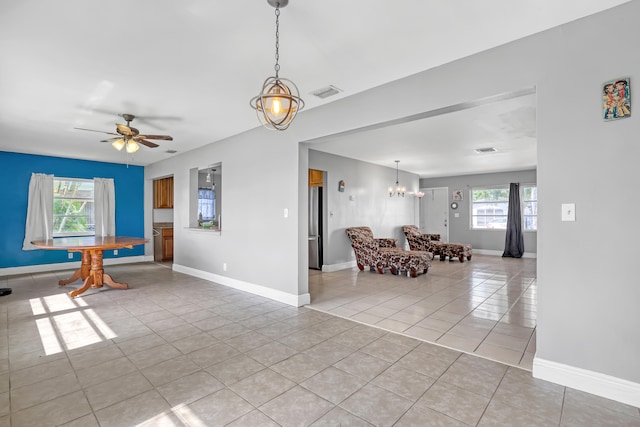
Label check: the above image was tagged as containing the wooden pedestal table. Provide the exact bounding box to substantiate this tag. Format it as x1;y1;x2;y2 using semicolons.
31;236;148;298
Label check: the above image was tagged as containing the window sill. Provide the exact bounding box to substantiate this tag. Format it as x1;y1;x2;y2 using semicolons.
185;227;221;235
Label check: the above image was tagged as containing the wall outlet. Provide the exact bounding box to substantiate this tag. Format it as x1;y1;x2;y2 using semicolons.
223;263;227;271
68;252;73;259
113;249;118;256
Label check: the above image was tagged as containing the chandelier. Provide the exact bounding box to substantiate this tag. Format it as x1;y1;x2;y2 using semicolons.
250;0;304;131
389;160;406;197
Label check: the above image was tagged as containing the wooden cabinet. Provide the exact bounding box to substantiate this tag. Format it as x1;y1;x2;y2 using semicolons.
161;228;173;261
154;177;173;208
309;169;323;187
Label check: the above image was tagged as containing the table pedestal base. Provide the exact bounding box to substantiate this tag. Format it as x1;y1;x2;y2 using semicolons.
58;249;129;298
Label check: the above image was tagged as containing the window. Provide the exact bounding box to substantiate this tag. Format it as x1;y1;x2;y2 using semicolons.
198;188;215;221
190;163;221;230
522;185;538;231
471;185;537;231
471;187;509;229
53;178;95;237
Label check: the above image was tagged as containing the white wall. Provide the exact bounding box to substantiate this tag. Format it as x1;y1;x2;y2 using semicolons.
308;150;420;269
532;4;640;406
146;130;306;306
421;170;537;254
144;1;639;405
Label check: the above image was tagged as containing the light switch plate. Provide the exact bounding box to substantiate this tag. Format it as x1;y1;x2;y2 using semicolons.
562;203;576;221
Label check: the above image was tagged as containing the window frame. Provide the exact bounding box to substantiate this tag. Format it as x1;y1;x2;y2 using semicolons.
521;184;537;232
469;184;537;232
197;187;216;221
53;177;95;237
470;186;510;231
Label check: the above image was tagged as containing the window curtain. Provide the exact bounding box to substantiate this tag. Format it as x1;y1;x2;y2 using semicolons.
502;182;524;258
94;178;116;237
22;173;54;250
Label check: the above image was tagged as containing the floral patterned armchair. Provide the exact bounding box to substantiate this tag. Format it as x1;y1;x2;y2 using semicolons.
402;225;472;263
345;226;433;277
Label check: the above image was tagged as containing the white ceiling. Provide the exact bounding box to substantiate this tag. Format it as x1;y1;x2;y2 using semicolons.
306;89;538;178
0;1;629;175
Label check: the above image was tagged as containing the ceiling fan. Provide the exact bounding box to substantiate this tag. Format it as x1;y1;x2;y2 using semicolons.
75;113;173;154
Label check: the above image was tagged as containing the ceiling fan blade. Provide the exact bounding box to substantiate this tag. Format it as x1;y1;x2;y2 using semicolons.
136;139;159;148
123;116;182;130
74;127;119;136
116;124;140;136
99;137;122;143
137;134;173;141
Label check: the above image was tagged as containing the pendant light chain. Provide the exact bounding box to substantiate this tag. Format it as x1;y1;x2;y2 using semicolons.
274;5;280;78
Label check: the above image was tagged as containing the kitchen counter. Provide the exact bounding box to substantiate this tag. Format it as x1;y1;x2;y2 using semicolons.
153;222;174;228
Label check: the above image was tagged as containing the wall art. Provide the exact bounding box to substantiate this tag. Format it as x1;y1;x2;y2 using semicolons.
603;77;631;121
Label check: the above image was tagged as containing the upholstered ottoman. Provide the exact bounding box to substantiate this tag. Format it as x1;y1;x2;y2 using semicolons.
385;248;433;277
434;242;472;263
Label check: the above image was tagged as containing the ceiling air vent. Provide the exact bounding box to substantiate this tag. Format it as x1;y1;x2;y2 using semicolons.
474;147;498;154
311;85;342;99
165;150;178;154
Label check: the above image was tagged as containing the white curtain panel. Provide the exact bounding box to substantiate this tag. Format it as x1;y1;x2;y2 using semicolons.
22;173;54;250
94;178;116;237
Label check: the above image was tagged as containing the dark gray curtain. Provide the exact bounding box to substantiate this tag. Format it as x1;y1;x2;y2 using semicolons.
503;182;524;258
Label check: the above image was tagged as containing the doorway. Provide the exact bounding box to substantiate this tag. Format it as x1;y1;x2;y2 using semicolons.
420;187;449;241
308;169;324;270
152;176;174;264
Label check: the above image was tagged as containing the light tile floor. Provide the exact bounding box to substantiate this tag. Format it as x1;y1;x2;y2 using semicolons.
0;262;637;426
309;254;537;370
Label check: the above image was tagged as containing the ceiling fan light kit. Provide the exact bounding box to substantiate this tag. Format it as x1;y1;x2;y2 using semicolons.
75;113;173;156
125;140;140;153
250;0;304;131
111;139;125;151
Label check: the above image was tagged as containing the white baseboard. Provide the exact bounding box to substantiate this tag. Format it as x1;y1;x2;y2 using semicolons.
321;260;356;272
533;357;640;407
473;249;537;258
322;252;537;271
172;264;309;307
0;256;153;276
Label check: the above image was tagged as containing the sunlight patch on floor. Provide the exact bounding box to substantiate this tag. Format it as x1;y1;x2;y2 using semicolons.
30;294;117;354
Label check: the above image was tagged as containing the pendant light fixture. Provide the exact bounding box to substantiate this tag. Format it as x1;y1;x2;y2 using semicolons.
389;160;406;197
250;0;304;131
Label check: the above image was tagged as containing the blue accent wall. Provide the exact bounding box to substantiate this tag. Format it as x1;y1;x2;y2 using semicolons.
0;151;145;268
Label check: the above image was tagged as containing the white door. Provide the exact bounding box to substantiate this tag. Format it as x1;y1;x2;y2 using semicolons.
420;187;449;241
